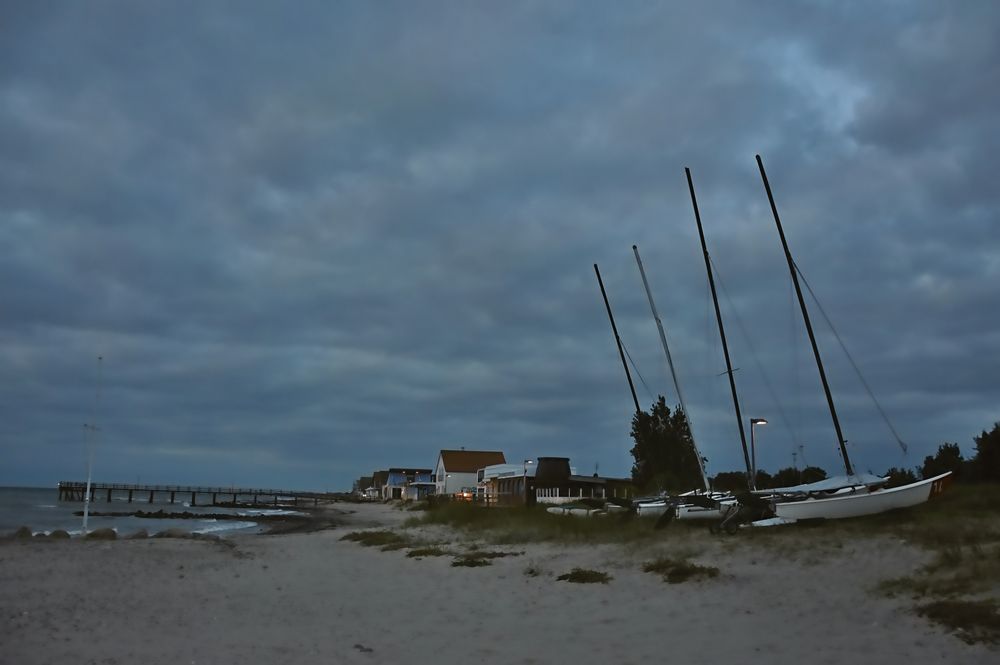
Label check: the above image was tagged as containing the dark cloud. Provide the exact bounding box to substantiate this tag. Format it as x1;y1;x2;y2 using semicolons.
2;1;998;490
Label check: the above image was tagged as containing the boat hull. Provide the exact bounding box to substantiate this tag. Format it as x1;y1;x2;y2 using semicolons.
772;472;951;521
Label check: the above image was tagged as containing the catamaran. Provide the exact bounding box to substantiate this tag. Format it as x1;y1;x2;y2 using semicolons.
743;155;951;524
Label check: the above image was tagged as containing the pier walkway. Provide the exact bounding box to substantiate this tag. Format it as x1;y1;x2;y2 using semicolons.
57;481;338;507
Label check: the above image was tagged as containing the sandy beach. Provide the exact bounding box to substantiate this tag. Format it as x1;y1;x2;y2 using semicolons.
0;502;993;664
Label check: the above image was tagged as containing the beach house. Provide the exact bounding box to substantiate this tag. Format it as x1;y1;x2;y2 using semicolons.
433;449;506;497
484;457;635;506
370;470;389;500
384;468;433;501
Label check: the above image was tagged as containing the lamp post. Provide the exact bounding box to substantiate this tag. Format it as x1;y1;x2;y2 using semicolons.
750;418;768;487
522;460;533;505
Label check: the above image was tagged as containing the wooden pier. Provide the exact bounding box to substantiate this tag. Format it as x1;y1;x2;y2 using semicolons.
56;481;337;507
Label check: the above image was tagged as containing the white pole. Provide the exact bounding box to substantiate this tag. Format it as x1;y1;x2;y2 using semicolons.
82;426;93;533
81;356;102;535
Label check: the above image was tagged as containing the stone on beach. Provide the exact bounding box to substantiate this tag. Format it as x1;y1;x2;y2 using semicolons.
85;528;117;540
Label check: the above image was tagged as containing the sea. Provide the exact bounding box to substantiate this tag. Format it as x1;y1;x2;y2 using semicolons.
0;486;301;538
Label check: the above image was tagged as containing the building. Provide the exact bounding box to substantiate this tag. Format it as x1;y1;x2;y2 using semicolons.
371;470;389;500
385;468;433;500
479;462;535;505
433;449;506;496
485;457;635;506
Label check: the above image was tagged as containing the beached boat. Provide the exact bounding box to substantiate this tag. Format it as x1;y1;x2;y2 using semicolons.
766;472;951;521
635;491;734;520
745;155;951;522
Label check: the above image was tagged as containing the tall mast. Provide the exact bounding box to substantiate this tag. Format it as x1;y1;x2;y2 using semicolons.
755;155;854;476
632;244;709;491
685;168;754;491
594;264;641;414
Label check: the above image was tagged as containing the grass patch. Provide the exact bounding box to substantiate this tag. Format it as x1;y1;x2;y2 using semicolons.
462;549;525;559
879;542;1000;598
407;501;669;545
556;568;612;584
643;557;720;584
917;599;1000;645
452;557;491;567
523;565;543;577
340;530;407;548
406;546;449;558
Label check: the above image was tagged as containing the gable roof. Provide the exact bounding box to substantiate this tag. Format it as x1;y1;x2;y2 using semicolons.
438;449;506;473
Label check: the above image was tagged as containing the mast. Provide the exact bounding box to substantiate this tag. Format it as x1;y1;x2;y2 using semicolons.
685;168;755;491
632;244;709;491
594;263;641;414
755;155;854;476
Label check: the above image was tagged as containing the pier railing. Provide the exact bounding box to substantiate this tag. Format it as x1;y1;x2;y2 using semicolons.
56;481;340;506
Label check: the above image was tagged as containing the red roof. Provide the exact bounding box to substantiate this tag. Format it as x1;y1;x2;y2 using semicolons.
439;450;506;473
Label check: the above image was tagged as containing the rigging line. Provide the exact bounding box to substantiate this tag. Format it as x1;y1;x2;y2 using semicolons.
709;255;803;450
794;263;908;455
620;341;656;406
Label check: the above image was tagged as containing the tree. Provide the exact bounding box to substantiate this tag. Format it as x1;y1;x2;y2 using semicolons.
921;442;965;480
971;422;1000;482
753;469;774;490
630;396;703;493
883;467;917;488
800;466;827;484
770;466;802;488
711;471;749;493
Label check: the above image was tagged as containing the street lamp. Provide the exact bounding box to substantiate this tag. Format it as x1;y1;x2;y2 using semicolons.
522;460;534;504
750;418;768;485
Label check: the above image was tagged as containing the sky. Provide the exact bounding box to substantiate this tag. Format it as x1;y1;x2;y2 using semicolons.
2;1;998;491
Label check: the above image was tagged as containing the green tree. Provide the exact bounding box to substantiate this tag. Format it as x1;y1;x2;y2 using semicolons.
883;467;917;488
770;466;802;488
711;471;749;493
921;442;965;480
971;422;1000;482
800;466;828;484
630;396;703;493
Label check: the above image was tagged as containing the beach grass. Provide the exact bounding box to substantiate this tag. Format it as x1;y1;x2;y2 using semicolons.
340;530;408;548
406;546;450;558
407;501;662;544
916;599;1000;645
642;556;720;584
556;568;612;584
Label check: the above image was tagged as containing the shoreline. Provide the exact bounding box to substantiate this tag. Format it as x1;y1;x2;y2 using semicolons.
0;502;994;664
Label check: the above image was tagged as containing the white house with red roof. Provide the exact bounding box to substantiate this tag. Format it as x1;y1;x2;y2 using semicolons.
434;449;506;496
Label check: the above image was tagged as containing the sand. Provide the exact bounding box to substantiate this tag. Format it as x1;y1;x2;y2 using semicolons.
0;502;992;664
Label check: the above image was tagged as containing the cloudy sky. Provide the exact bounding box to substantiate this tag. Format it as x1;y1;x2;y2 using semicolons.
2;1;997;491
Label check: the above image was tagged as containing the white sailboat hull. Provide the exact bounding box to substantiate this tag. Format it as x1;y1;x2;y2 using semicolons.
772;472;951;521
675;496;736;521
635;500;669;518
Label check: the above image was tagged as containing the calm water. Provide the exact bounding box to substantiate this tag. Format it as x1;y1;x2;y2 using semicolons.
0;486;298;537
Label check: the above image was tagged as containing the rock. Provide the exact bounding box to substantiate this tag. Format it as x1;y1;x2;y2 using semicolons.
48;530;71;540
126;529;149;539
12;526;33;539
85;528;117;540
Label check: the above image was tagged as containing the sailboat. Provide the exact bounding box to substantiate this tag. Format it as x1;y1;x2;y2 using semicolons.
747;155;951;523
594;261;730;521
631;244;733;521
